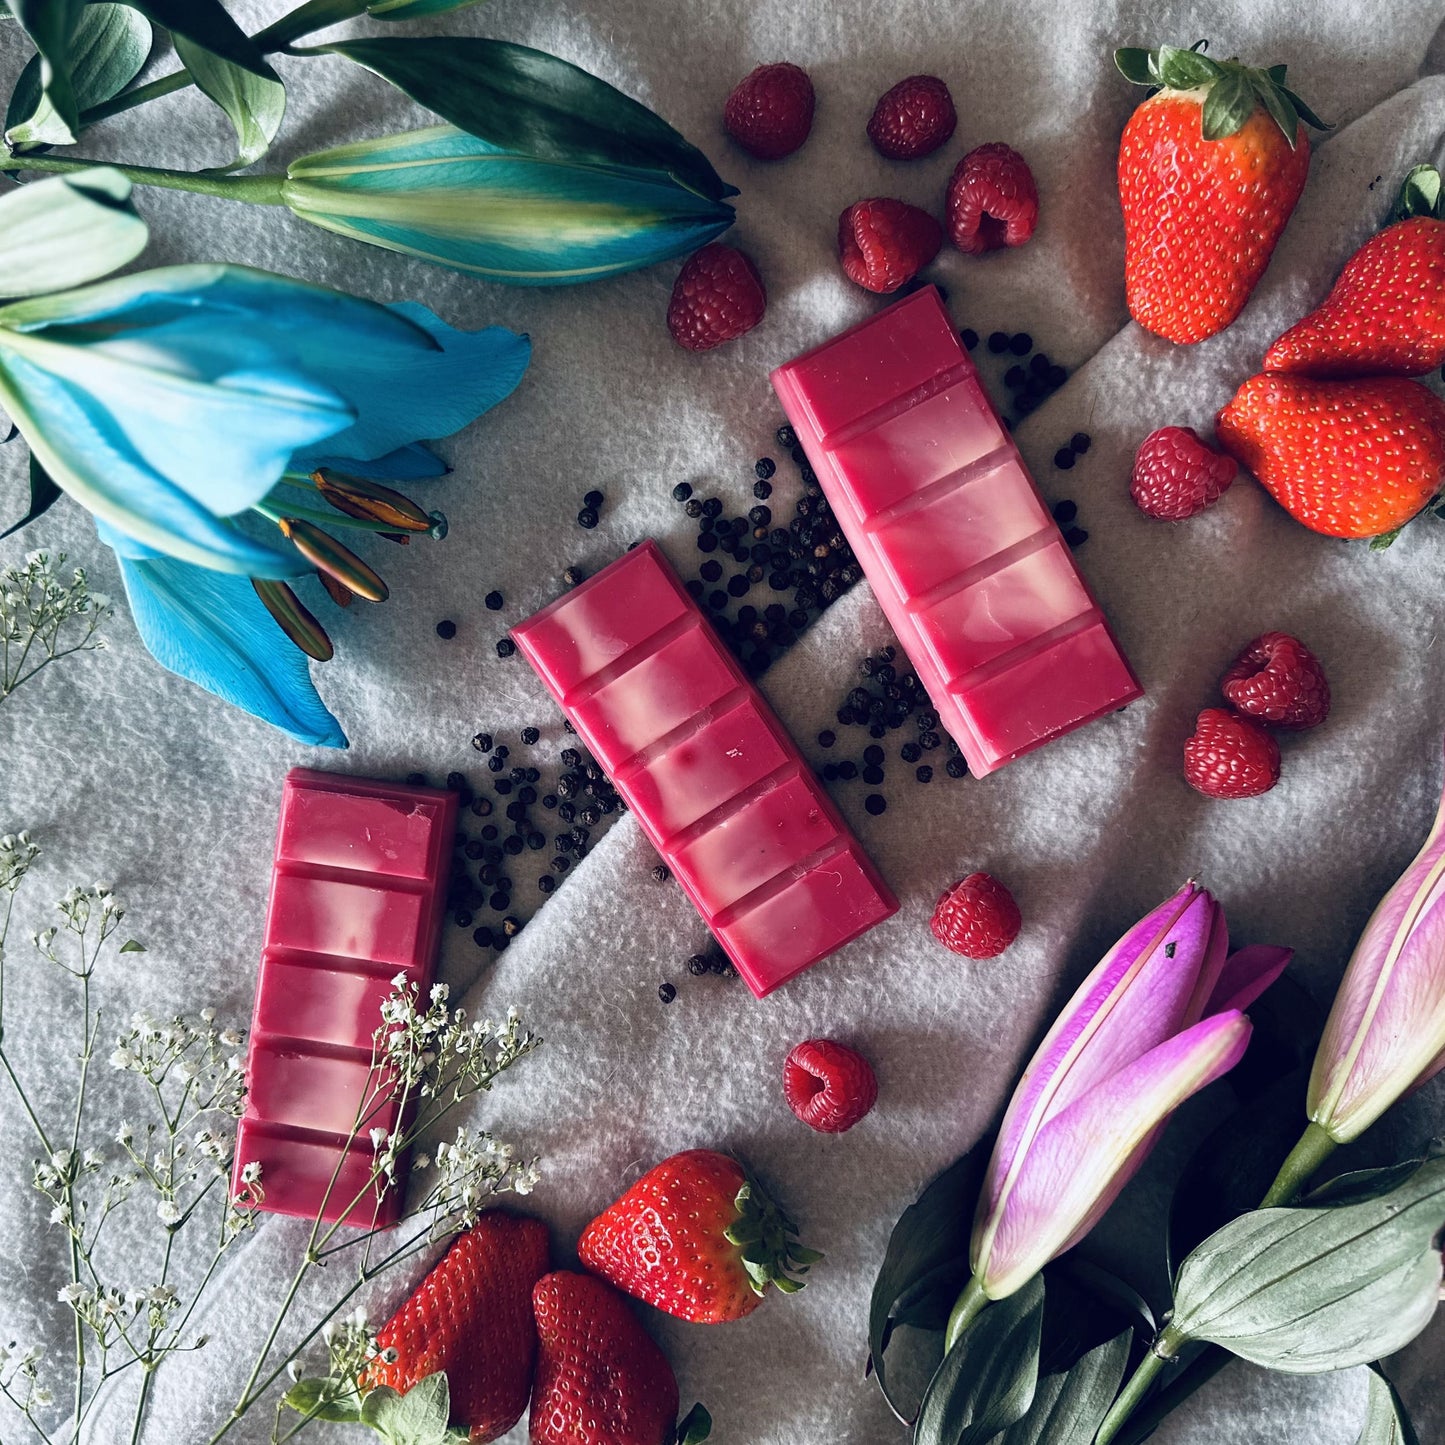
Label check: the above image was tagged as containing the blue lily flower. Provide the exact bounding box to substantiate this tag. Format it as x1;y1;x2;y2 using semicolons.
0;223;529;745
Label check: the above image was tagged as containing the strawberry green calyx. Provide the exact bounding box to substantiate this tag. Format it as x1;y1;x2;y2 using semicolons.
723;1173;823;1297
1114;42;1330;147
1394;163;1443;222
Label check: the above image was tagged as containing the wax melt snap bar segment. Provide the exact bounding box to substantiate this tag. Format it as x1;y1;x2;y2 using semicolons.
232;769;457;1226
771;287;1141;776
511;541;897;998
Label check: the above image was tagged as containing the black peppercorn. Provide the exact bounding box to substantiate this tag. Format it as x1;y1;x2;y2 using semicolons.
1065;525;1089;548
577;507;599;529
472;925;494;948
701;497;723;519
961;327;979;350
837;760;858;781
583;489;604;510
484;591;504;612
658;981;677;1003
987;330;1009;353
916;765;934;782
1070;431;1092;454
946;756;968;778
1009;332;1032;355
502;836;523;856
697;532;718;553
472;731;493;753
1004;364;1026;388
817;729;836;748
687;953;709;976
495;639;515;658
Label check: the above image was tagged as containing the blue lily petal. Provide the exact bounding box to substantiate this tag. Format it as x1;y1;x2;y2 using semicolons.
281;300;530;464
294;441;449;481
0;352;309;577
113;548;347;748
282;125;734;285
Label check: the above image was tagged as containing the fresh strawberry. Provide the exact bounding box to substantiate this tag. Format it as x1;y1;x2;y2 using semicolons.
1184;708;1281;799
930;871;1021;959
723;62;814;160
1221;632;1330;730
1265;164;1445;378
945;143;1038;254
1114;44;1326;343
529;1272;678;1445
363;1211;549;1442
838;197;943;293
1130;426;1237;520
783;1039;878;1134
867;75;957;160
578;1149;819;1324
667;243;766;351
1215;372;1445;540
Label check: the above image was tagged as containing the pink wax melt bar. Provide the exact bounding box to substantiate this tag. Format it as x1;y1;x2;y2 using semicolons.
512;541;897;997
232;768;457;1226
772;287;1142;776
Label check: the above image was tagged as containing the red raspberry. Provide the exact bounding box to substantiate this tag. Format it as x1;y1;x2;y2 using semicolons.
930;871;1021;959
1184;708;1281;799
783;1039;878;1134
1221;632;1330;730
837;198;943;294
1131;426;1237;520
946;142;1038;255
867;74;957;160
723;62;814;160
666;243;766;351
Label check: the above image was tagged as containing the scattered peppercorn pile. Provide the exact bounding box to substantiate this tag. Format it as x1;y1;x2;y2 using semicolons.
441;362;1090;981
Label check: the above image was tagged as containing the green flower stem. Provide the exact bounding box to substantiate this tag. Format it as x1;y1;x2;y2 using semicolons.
2;151;285;204
77;0;370;129
1261;1121;1338;1207
1107;1347;1231;1445
1094;1325;1185;1445
255;500;407;536
943;1273;991;1353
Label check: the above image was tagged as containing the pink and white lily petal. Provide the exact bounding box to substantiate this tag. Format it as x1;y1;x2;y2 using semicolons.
980;884;1223;1228
1310;756;1445;1142
1205;945;1294;1016
973;1010;1253;1299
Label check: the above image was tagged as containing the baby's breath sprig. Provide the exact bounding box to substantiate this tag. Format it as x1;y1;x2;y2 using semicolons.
0;836;542;1445
226;981;541;1443
0;551;110;705
0;840;258;1445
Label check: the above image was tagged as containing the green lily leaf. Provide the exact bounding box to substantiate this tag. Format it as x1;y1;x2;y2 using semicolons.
1169;1155;1445;1373
914;1275;1044;1445
125;0;273;78
7;0;87;142
360;1373;454;1445
173;34;285;170
0;168;147;298
2;454;62;540
996;1330;1131;1445
312;37;734;202
280;1377;364;1425
6;2;152;148
869;1140;990;1422
367;0;488;13
1357;1367;1420;1445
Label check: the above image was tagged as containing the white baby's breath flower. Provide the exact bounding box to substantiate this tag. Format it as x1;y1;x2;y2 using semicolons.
156;1200;182;1226
116;1121;133;1145
240;1160;262;1184
430;983;450;1004
30;1387;52;1408
219;1028;242;1047
57;1283;87;1305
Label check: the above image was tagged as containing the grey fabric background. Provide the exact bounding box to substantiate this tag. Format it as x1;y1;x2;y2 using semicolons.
2;2;1445;1441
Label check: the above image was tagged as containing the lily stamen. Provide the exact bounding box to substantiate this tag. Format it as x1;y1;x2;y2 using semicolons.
252;581;334;661
258;511;389;603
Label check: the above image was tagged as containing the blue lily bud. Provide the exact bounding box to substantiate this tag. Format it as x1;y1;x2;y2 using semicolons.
281;125;736;285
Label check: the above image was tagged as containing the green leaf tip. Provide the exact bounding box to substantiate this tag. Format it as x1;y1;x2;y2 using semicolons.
1393;163;1443;223
730;1169;821;1299
676;1403;713;1445
1115;42;1331;147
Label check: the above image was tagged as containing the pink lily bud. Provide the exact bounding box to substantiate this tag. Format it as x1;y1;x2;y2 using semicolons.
1308;752;1445;1143
969;884;1286;1300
